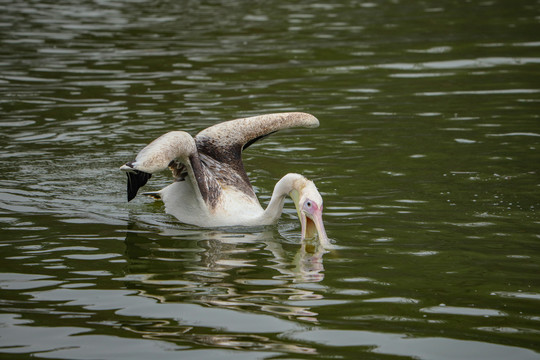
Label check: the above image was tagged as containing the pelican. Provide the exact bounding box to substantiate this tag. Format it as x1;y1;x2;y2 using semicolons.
120;112;330;248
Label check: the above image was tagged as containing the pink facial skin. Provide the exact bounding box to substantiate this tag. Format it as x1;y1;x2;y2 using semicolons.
300;199;330;249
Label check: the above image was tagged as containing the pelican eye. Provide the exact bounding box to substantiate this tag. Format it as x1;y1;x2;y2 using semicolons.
306;201;312;208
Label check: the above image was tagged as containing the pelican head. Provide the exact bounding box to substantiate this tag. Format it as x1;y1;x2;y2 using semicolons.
289;176;330;248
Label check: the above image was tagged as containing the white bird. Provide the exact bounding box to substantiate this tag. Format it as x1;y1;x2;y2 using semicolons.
120;112;330;248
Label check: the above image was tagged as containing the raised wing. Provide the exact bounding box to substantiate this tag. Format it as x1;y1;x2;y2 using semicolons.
120;112;320;204
193;112;319;196
195;112;319;160
120;131;210;202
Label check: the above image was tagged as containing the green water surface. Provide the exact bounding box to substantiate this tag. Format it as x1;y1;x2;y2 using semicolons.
1;1;539;359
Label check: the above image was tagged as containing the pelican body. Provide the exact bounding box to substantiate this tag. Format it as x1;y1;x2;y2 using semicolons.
120;112;330;248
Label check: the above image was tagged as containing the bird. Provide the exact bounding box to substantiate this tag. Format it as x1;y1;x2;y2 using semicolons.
120;112;330;248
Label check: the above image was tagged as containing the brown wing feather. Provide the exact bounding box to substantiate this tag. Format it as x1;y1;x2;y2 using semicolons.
194;112;319;196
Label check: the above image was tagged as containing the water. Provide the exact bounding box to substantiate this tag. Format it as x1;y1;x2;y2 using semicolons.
1;0;539;358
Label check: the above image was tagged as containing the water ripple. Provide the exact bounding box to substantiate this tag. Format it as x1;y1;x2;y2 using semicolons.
1;0;539;358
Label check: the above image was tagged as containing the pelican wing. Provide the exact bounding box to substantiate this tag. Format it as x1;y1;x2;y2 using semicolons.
121;112;319;204
194;112;319;196
195;112;319;158
121;131;212;202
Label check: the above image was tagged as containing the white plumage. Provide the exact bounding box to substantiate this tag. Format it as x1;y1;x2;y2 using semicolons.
120;112;330;248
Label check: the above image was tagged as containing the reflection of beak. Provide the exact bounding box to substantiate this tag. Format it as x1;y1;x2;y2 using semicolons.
301;207;331;249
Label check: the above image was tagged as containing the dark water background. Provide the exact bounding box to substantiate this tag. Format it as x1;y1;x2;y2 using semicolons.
1;0;539;359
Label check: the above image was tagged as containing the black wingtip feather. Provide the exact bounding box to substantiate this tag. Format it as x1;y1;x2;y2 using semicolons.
126;171;152;202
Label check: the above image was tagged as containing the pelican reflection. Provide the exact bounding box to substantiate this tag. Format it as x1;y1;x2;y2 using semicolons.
122;222;327;324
